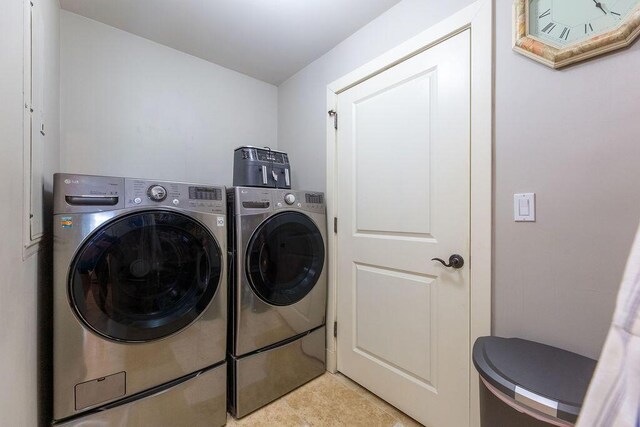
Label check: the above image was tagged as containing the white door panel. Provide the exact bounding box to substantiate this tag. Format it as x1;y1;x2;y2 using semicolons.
355;71;432;236
354;264;435;383
336;30;471;427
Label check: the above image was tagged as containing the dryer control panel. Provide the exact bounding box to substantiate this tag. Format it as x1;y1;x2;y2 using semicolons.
125;179;225;214
231;187;325;216
273;190;325;214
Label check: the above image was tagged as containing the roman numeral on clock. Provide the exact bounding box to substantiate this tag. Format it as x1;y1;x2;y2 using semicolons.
585;23;594;33
542;22;556;33
539;9;551;18
560;27;570;40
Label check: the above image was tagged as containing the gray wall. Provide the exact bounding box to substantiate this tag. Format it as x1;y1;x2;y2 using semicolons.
493;2;640;359
278;0;474;193
60;11;278;186
0;0;60;424
278;0;640;359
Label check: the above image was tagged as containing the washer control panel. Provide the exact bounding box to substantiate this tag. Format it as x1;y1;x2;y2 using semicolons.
125;179;225;214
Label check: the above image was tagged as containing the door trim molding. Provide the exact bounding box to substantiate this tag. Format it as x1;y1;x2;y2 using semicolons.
325;1;493;426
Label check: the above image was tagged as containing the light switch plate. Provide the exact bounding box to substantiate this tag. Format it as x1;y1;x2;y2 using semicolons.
514;193;535;222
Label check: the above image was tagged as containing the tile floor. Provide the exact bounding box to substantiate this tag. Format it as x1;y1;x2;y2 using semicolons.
226;372;422;426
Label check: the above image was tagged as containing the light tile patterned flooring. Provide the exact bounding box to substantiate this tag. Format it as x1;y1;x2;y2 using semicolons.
227;372;423;426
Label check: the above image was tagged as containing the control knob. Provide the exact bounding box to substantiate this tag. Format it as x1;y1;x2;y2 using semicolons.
284;193;296;205
147;185;167;202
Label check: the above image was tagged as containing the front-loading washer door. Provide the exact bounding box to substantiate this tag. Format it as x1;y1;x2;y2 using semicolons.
69;210;222;342
246;211;325;306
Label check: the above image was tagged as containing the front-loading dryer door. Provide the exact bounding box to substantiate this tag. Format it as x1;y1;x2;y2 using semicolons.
246;211;325;306
69;210;222;342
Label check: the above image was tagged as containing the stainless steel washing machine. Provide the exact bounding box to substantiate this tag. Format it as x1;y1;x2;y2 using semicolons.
228;187;327;418
52;173;227;426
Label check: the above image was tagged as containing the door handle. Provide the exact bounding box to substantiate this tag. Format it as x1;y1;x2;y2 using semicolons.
431;254;464;269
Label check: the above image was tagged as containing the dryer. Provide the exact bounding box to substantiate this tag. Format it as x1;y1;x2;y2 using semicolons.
52;173;227;426
228;187;327;418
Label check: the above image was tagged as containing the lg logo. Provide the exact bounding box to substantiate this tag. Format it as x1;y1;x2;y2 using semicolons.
64;179;79;184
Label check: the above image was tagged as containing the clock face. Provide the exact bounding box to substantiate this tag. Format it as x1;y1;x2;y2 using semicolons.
529;0;640;47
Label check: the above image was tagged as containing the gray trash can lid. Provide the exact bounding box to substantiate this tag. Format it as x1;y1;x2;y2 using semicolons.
473;336;597;424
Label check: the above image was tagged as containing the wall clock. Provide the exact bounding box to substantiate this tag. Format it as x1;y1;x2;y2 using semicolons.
513;0;640;68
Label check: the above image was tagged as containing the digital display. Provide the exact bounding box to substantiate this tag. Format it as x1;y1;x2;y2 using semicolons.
189;187;222;201
256;149;288;164
305;193;323;204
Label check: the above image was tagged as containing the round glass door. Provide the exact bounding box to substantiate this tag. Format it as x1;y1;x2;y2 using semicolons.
246;212;325;306
69;210;222;342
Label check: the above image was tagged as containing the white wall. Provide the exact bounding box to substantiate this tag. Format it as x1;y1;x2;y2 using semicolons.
60;11;278;186
0;0;60;425
278;0;640;359
278;0;473;192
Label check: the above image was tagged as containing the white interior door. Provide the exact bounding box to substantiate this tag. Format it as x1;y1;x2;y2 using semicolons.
336;30;471;427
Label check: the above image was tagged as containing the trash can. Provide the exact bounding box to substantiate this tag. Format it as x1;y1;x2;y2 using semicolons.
473;337;597;426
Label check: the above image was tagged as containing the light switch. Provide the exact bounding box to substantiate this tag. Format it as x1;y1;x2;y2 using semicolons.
518;198;530;216
514;193;535;222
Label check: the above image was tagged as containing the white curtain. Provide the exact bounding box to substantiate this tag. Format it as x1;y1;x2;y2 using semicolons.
577;222;640;427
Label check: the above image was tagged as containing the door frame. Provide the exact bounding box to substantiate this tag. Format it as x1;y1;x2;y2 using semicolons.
325;1;493;426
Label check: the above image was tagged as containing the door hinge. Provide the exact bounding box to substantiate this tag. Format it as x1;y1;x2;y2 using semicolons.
333;217;338;233
328;110;337;130
333;321;337;338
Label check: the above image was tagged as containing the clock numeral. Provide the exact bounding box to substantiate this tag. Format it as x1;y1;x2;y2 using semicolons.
560;27;570;40
539;9;551;18
611;11;621;16
542;22;556;33
585;23;594;34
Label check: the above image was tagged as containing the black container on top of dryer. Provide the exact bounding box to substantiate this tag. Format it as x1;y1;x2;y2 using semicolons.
233;146;291;189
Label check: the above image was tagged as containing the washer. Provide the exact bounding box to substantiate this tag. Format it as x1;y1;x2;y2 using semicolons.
228;187;327;418
52;173;227;426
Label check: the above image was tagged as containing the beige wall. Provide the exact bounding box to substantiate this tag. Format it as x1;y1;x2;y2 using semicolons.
278;0;640;359
0;0;60;425
60;11;278;187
